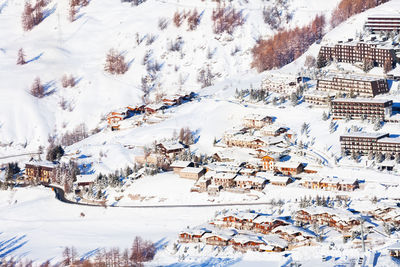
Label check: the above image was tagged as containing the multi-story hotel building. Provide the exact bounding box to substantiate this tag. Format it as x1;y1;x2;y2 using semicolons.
318;39;397;68
365;15;400;32
331;98;392;120
340;132;400;156
316;72;388;97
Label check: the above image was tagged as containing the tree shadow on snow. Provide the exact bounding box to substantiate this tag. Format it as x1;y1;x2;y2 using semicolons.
43;4;57;21
154;238;168;252
163;257;240;267
0;235;29;259
26;52;44;64
0;0;8;14
43;80;57;97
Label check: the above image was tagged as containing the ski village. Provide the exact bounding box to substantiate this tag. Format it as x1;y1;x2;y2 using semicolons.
3;0;400;266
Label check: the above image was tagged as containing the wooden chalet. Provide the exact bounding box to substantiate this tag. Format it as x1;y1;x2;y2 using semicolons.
157;141;185;156
107;111;125;131
243;114;273;129
294;207;360;232
212;172;237;188
25;160;57;184
301;177;359;192
272;225;315;244
268;176;292;186
170;160;194;174
213;212;259;230
202;232;235;246
234;176;266;191
229;234;265;251
179;167;206;180
274;162;304;176
74;174;97;187
261;155;280;171
253;216;287;234
259;235;288;252
179;228;211;243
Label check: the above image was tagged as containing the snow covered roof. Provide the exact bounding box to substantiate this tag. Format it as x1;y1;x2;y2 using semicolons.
170;160;193;168
268;176;292;183
386;241;400;251
231;234;264;244
272;225;316;237
180;227;211;236
253;215;284;224
234;175;266;184
275;161;302;169
299;206;358;221
75;174;97;184
25;160;57;168
243;114;271;121
214;172;237;180
332;98;391;104
320;72;386;82
261;234;288;248
180;167;204;174
377;136;400;144
159;142;184;151
340;132;388;139
304;90;334;97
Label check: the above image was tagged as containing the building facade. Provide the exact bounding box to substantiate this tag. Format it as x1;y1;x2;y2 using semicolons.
331;98;392;120
340;132;400;157
318;40;397;68
365;16;400;32
316;73;388;97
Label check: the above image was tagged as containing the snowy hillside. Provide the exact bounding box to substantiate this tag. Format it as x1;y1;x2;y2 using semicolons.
0;0;340;151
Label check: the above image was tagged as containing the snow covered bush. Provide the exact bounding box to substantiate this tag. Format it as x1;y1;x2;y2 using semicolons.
158;17;168;30
61;74;75;88
104;49;129;75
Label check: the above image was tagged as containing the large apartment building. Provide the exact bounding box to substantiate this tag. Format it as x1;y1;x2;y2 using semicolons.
340;132;400;156
318;39;397;68
316;72;388;97
331;98;392;120
365;15;400;32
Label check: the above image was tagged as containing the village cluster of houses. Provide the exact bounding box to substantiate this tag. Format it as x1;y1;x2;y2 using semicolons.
178;211;317;253
107;92;195;130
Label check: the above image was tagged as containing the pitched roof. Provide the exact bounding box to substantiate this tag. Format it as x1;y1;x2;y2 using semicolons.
170;160;193;168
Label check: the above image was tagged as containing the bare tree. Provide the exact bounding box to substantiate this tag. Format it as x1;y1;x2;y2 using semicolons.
104;49;129;75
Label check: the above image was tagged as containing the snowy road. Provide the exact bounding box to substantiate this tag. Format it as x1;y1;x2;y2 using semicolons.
49;185;276;208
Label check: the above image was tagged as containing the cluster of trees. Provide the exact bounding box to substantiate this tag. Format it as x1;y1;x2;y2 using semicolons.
104;49;129;75
30;77;45;98
330;0;389;28
235;88;268;103
0;162;21;189
60;123;89;146
61;236;156;266
252;15;326;72
177;127;195;146
298;195;335;209
211;4;244;34
197;65;215;88
61;74;76;88
173;9;201;31
262;0;291;30
21;0;50;31
46;144;64;161
53;161;80;193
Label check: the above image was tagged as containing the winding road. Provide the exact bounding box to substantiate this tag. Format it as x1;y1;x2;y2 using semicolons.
46;185;275;209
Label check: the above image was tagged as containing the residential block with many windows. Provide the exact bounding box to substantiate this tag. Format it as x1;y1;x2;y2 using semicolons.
331;98;392;120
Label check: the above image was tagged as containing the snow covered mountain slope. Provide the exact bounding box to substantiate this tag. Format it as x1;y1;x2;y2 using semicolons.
0;0;340;151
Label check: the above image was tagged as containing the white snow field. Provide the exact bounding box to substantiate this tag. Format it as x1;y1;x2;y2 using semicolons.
2;0;400;266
